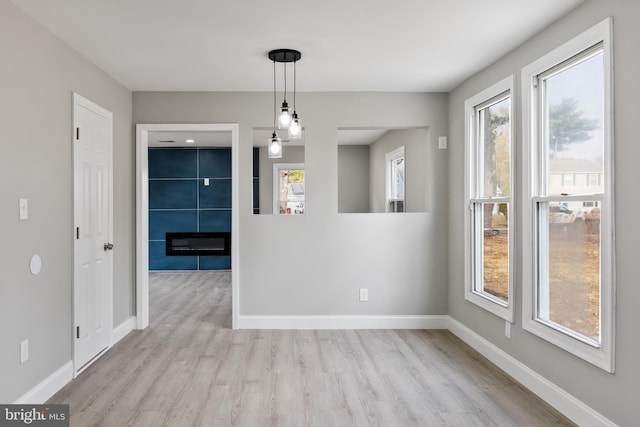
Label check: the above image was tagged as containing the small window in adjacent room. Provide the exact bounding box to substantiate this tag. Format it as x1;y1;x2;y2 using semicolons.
385;146;405;212
273;163;305;215
521;18;614;372
464;75;514;322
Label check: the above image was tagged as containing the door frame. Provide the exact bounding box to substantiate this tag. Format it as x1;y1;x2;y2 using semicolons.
72;92;114;374
135;123;240;330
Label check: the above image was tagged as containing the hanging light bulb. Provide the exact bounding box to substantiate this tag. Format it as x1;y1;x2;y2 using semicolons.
268;132;282;158
269;55;282;158
278;101;292;129
278;59;291;129
288;112;302;139
288;58;302;139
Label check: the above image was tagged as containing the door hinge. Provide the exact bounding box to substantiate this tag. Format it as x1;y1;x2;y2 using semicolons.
76;326;80;339
76;227;80;239
76;127;80;140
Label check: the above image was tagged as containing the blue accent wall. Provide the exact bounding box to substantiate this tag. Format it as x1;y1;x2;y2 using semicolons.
148;147;232;270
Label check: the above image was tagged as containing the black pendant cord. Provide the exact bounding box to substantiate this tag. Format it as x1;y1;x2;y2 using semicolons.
293;60;296;112
283;61;288;103
273;59;277;131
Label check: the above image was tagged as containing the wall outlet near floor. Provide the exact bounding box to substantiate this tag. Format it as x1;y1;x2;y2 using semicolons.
20;339;29;364
359;288;369;302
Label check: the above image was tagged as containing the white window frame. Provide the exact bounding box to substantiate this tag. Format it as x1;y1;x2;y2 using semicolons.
521;18;615;372
273;163;305;215
385;146;405;212
464;75;515;322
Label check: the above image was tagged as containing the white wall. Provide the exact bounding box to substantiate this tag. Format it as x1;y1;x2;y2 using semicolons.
338;145;370;213
134;92;449;316
0;0;133;403
448;0;640;424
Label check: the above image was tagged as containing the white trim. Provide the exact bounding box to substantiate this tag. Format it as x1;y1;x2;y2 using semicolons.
13;361;73;404
237;315;448;330
463;75;515;322
136;123;240;330
447;318;616;427
521;17;615;372
111;316;137;345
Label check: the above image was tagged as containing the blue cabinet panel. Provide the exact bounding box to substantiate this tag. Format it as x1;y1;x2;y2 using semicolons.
199;210;231;232
253;178;260;212
199;148;231;178
199;256;231;270
149;210;197;240
199;179;232;209
149;148;197;178
253;147;260;178
149;241;198;270
149;180;197;209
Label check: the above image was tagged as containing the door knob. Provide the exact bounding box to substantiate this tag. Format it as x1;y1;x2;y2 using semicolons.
104;243;114;251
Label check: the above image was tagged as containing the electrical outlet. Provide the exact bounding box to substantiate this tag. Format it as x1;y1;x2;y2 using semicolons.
359;288;369;302
20;340;29;364
505;321;512;339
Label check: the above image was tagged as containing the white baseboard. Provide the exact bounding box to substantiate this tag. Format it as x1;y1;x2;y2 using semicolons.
111;316;137;345
237;314;448;330
13;361;73;404
447;317;616;427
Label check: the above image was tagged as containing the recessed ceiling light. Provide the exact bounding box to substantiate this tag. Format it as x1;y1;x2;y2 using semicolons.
185;139;195;143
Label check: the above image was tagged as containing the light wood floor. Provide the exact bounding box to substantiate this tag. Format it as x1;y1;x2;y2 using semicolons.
49;271;574;426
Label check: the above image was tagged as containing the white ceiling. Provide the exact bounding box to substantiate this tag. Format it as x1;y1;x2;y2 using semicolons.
10;0;582;92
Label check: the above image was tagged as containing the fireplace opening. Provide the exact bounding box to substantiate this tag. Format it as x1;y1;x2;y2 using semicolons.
166;232;231;256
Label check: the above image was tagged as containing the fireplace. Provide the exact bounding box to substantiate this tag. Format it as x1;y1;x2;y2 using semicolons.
165;232;231;256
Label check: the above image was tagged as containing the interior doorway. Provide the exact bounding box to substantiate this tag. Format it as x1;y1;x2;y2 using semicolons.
136;124;239;330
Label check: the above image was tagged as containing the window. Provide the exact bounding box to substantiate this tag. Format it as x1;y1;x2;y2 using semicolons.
273;163;305;215
521;18;614;371
464;75;514;321
385;146;405;212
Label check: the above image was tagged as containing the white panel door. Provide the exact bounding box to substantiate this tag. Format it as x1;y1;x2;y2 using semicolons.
73;93;113;373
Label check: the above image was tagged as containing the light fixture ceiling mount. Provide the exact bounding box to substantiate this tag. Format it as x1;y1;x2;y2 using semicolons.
268;49;301;63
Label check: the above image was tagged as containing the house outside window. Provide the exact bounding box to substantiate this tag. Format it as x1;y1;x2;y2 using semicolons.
273;163;305;215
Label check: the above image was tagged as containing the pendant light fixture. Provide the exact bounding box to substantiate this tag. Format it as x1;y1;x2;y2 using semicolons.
268;57;282;159
268;49;302;143
288;58;302;139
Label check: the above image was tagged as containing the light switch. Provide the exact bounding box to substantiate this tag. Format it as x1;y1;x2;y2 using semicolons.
204;178;210;186
438;136;447;150
19;198;28;220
